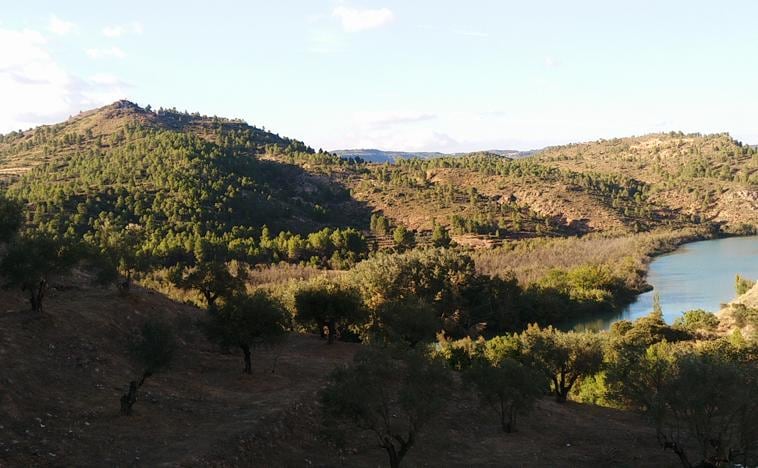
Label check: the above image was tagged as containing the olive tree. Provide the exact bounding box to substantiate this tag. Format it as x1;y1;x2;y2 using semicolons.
120;321;176;416
607;341;758;467
376;296;439;348
464;357;545;433
294;280;365;344
0;233;79;314
321;348;452;468
205;291;288;374
519;324;604;403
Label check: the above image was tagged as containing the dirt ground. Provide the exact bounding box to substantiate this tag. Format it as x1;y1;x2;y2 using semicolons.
1;281;680;467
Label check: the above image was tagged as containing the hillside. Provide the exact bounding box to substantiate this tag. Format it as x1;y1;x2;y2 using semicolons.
332;148;533;163
534;132;758;227
0;279;675;467
1;103;755;263
0;101;380;270
717;282;758;337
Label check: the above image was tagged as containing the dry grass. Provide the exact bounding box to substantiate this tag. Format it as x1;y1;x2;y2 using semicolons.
0;277;682;467
473;228;710;288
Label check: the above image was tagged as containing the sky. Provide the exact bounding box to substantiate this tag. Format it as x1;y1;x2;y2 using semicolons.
1;1;758;152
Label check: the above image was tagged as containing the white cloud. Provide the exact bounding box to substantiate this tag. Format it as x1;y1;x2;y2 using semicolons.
102;22;143;37
0;26;129;133
454;30;488;38
332;6;394;32
86;46;126;59
48;15;76;35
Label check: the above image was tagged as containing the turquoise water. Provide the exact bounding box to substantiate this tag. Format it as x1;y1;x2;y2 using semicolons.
569;236;758;331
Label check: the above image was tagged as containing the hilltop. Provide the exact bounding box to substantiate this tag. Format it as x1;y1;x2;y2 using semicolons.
535;132;758;227
0;102;755;260
332;148;534;163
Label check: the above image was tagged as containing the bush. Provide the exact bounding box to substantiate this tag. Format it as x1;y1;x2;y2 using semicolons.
673;309;719;332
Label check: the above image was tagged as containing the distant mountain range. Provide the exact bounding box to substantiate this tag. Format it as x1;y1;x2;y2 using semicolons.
331;148;537;163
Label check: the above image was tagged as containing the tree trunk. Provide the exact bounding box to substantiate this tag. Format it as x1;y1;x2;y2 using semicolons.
120;372;151;416
555;391;568;403
500;400;515;433
385;444;400;468
30;280;46;314
241;344;252;374
327;319;336;344
118;271;131;295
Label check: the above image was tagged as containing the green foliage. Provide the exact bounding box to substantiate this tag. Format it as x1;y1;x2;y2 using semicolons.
167;240;247;308
519;324;604;402
205;291;288;373
375;296;439;348
320;348;452;468
672;309;719;332
0;232;80;313
464;358;545;433
430;222;451;247
735;274;756;296
607;340;758;467
130;320;176;375
392;225;415;251
0;193;22;243
293;279;365;343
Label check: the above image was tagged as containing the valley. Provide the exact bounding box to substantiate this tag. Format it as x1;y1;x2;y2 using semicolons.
1;101;757;467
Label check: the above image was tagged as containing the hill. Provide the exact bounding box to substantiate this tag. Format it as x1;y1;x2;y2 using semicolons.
332;148;534;163
534;132;758;227
0;101;375;267
0;278;674;466
1;103;755;265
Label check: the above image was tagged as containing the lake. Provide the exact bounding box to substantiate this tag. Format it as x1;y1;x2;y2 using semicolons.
568;235;758;331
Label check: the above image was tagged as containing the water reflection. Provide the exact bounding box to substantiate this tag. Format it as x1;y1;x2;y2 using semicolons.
564;235;758;331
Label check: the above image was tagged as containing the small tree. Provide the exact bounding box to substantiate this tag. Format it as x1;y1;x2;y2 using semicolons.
672;309;719;332
120;321;176;416
0;194;22;243
88;221;149;293
321;348;452;468
169;260;246;310
464;357;545;433
0;233;78;314
519;324;604;402
205;291;288;374
735;274;756;296
430;223;451;248
392;226;415;251
294;280;365;344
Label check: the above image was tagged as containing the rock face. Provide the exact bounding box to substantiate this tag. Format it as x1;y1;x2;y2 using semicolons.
716;282;758;336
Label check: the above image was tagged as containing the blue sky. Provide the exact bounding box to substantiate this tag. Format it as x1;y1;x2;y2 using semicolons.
2;1;757;151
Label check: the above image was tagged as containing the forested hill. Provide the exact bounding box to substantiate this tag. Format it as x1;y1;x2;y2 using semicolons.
1;102;756;272
332;148;533;163
534;132;758;227
0;100;373;268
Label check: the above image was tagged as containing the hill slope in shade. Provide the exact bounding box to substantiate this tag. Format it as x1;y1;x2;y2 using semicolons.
0;100;371;237
0;278;675;466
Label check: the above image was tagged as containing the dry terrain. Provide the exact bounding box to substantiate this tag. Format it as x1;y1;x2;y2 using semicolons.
1;278;681;467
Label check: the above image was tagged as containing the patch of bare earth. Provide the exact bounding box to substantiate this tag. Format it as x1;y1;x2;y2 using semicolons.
2;282;677;467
